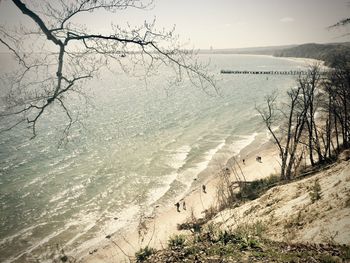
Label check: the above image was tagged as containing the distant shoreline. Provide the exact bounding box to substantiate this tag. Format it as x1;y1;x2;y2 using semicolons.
199;41;350;68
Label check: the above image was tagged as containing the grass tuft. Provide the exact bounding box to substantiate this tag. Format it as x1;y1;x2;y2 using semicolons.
135;246;156;262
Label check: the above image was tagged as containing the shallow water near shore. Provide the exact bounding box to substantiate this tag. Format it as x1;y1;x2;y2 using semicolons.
0;54;311;262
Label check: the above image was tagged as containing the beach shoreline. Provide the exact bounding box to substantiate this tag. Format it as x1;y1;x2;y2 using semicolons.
78;132;281;263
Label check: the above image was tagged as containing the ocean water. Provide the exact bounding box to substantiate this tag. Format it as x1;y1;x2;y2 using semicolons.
0;54;309;262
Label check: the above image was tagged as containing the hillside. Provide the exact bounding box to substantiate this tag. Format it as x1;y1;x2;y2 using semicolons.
138;155;350;262
274;42;350;66
200;42;350;66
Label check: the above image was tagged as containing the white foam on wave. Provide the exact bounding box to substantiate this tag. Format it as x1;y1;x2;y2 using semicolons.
146;145;191;205
54;159;76;172
6;186;140;262
147;141;226;207
49;189;70;203
228;132;258;155
146;172;178;206
3;220;80;263
67;144;197;258
49;184;85;214
0;222;48;247
23;176;43;188
67;204;140;257
166;145;191;170
12;159;28;169
177;140;226;187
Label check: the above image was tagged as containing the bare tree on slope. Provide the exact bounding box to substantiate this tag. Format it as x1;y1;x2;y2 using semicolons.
256;84;310;180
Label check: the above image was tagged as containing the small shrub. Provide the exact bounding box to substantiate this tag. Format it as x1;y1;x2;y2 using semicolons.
319;254;341;263
168;235;186;249
247;238;261;249
239;238;249;250
206;222;217;234
235;221;266;239
252;220;266;238
135;246;156;262
285;210;304;229
343;246;350;260
217;230;239;245
309;179;322;203
237;175;280;201
184;245;200;256
237;236;261;251
60;255;68;262
204;206;218;221
204;223;219;242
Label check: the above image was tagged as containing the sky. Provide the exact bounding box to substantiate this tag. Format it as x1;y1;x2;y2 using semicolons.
0;0;349;50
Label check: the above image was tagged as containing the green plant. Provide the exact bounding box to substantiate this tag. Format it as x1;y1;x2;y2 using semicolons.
309;180;322;203
319;254;341;263
248;238;261;249
203;223;219;243
239;238;249;250
235;221;266;239
252;220;266;238
135;246;156;262
217;230;239;245
237;174;280;201
168;235;186;249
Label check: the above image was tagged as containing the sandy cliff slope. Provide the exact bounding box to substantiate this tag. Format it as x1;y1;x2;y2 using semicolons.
213;159;350;245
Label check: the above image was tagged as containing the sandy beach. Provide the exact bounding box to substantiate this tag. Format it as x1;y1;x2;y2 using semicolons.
78;137;281;263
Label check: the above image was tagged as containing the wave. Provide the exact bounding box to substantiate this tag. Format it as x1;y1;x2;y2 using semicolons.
166;145;191;170
150;141;226;205
228;132;258;156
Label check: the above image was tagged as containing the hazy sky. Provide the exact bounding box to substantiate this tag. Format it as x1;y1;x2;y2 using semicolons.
0;0;349;49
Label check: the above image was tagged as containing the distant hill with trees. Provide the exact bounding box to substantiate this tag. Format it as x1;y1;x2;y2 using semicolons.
200;45;296;55
274;42;350;66
202;42;350;67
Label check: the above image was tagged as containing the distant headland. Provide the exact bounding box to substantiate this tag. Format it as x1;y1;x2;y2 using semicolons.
200;42;350;66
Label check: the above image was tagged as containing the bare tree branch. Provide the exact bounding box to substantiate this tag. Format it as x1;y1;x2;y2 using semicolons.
0;0;217;140
12;0;63;46
329;18;350;29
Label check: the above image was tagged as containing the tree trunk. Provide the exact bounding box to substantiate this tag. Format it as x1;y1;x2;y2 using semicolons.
335;111;340;152
306;119;315;165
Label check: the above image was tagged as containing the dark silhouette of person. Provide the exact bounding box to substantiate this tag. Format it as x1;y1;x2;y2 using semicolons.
175;202;180;212
243;159;245;165
202;184;207;194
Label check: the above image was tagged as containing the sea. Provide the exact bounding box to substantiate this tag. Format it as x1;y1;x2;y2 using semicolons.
0;54;311;262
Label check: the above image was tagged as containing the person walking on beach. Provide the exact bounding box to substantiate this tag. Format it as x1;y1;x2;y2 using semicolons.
202;184;206;194
242;159;245;165
175;202;180;212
